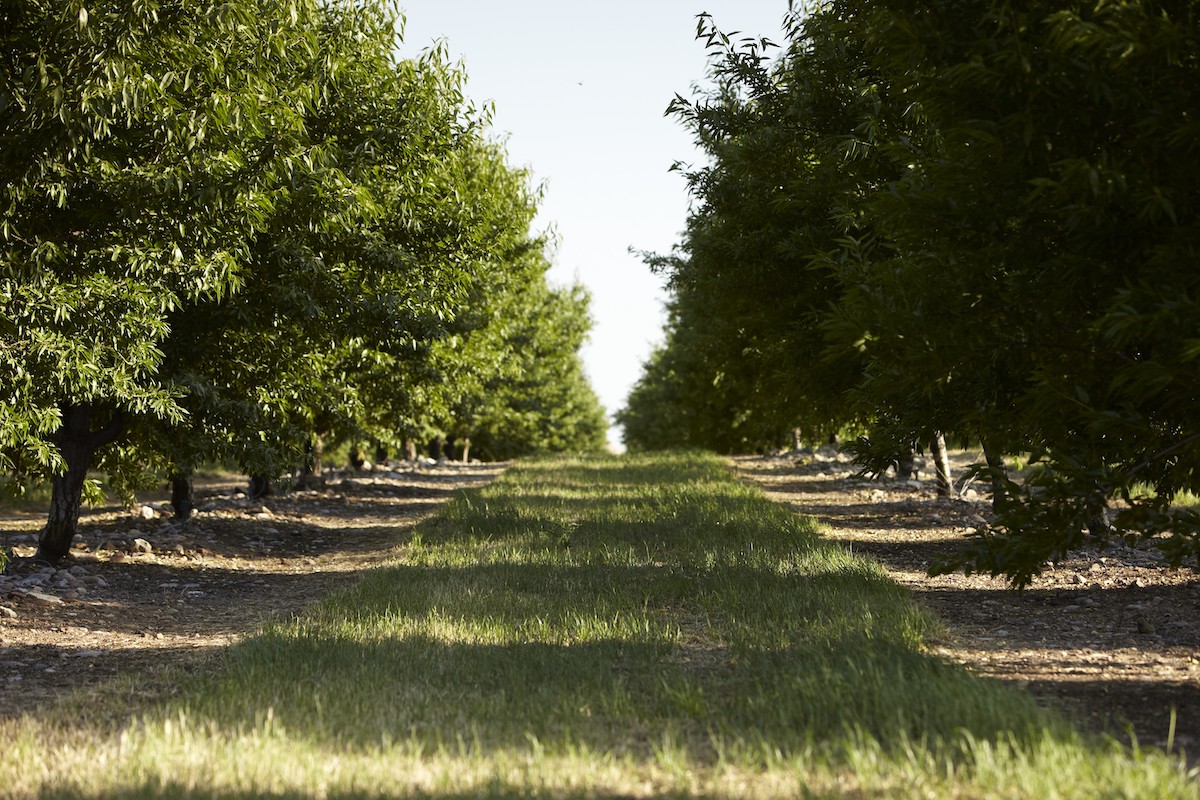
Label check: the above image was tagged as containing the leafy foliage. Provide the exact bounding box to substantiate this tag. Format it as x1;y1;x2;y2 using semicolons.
624;1;1200;584
1;0;604;560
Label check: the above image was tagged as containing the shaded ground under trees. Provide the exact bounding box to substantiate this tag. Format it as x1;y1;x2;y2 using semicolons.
737;450;1200;755
0;462;501;719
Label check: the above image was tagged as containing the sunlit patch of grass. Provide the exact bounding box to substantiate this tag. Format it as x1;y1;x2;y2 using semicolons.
1;452;1195;798
1122;482;1199;508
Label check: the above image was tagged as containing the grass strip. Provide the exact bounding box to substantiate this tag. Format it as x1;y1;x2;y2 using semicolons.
2;451;1195;798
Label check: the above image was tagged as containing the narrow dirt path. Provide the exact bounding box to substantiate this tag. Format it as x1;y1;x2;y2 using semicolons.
736;451;1200;754
0;462;503;718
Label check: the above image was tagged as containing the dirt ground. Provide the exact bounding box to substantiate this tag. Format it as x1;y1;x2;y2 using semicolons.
735;450;1200;755
0;462;503;719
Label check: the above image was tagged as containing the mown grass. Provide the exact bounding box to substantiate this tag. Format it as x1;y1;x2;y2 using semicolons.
2;452;1195;798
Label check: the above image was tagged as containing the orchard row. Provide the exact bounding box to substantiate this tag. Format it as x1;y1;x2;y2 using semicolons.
621;2;1200;585
1;1;606;563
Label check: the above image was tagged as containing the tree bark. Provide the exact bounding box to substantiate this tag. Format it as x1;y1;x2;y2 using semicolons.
37;403;125;564
296;432;326;489
896;445;916;481
170;469;195;520
248;474;273;499
1086;485;1114;540
459;436;471;464
982;441;1009;513
930;432;954;499
403;438;417;462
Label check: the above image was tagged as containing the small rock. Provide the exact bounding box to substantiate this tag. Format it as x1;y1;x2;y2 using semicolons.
109;552;126;564
21;590;63;607
139;506;157;520
82;576;108;588
1137;618;1157;635
131;538;153;554
1071;574;1087;585
963;488;979;500
68;565;88;576
1133;578;1148;588
1088;562;1103;573
0;606;15;619
1062;604;1082;613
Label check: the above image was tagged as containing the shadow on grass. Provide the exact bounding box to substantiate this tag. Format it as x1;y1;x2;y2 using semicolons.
182;628;1056;762
153;549;1060;764
17;454;1100;785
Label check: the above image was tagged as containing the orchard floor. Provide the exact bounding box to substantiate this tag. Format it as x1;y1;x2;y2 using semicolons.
0;462;503;719
736;451;1200;756
2;454;1198;759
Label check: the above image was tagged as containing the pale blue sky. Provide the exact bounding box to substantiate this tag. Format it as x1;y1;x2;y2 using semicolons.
397;2;791;448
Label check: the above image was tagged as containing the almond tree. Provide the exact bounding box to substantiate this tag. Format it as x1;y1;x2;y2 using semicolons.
629;1;1200;584
1;0;330;562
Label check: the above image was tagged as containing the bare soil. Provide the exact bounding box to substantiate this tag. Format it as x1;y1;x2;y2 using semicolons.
0;462;503;719
735;451;1200;755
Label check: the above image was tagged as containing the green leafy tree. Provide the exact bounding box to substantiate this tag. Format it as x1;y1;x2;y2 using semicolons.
632;1;1200;584
1;0;329;561
467;276;608;460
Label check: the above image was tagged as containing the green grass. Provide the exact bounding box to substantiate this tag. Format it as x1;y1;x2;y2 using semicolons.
2;452;1194;798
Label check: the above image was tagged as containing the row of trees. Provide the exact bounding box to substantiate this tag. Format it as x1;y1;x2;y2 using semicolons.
2;0;606;565
619;1;1200;585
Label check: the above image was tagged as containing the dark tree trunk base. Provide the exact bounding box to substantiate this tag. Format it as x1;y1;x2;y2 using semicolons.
171;472;195;520
36;403;125;566
982;441;1009;513
248;475;273;499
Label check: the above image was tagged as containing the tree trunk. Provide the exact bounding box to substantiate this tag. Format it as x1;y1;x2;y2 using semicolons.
170;469;195;520
1086;486;1114;540
982;441;1009;513
896;445;916;481
37;403;125;565
403;438;417;462
248;474;273;499
930;431;954;499
374;443;389;466
296;432;326;489
459;436;471;464
349;444;366;471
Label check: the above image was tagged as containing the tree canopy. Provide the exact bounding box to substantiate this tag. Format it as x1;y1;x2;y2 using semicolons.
2;0;605;564
622;1;1200;585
